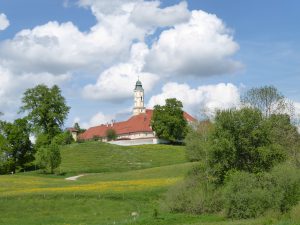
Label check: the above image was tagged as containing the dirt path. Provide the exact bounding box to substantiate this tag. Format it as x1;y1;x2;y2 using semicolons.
65;174;85;181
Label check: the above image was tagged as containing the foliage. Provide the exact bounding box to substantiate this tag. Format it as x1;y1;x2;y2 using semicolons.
36;143;61;174
151;98;188;143
164;164;223;214
266;114;300;167
52;131;73;146
74;122;86;134
223;164;300;219
241;85;292;117
223;171;274;219
209;108;286;184
185;120;213;162
106;128;117;141
20;84;70;138
0;118;33;173
35;133;52;150
270;164;300;213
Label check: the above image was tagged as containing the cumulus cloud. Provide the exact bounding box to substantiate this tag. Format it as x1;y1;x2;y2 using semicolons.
79;112;116;129
148;82;240;118
0;13;9;31
130;1;190;29
83;43;159;101
0;20;144;75
145;10;242;77
0;0;243;124
0;65;71;119
79;0;190;31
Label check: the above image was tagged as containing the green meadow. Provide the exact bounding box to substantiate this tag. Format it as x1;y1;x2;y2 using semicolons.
0;142;299;225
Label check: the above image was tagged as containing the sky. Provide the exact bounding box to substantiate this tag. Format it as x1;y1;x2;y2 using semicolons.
0;0;300;128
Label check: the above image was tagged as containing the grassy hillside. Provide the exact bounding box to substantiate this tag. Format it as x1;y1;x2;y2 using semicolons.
0;142;298;225
60;142;187;174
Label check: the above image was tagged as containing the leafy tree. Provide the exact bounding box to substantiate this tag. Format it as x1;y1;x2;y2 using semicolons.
242;85;292;117
151;98;188;142
0;118;33;173
266;114;300;167
52;131;73;146
106;129;117;141
209;108;286;184
20;84;70;139
185;120;213;162
74;122;86;133
36;143;61;174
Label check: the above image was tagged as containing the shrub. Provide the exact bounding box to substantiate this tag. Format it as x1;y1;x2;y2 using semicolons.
106;129;117;141
223;171;273;219
270;164;300;213
92;135;101;141
35;143;61;174
223;165;300;219
164;164;223;214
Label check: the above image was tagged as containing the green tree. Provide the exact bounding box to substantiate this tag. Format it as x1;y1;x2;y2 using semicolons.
74;122;86;134
0;118;33;173
36;143;61;174
20;84;70;139
266;114;300;167
106;129;117;141
209;108;286;184
185;120;213;162
242;85;292;117
52;131;73;146
151;98;188;143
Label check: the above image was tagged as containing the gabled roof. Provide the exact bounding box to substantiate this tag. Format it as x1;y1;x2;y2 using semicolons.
79;109;196;140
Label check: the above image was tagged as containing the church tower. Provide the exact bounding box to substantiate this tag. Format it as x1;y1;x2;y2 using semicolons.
133;79;146;115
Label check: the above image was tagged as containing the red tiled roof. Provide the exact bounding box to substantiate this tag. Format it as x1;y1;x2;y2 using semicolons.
79;109;196;140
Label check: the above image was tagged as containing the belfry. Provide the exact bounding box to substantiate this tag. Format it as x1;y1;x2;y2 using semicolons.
133;79;146;115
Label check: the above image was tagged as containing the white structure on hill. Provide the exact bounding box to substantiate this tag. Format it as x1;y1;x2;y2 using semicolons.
133;79;146;115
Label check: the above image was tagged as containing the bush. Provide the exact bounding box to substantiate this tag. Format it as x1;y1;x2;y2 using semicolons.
223;165;300;219
164;164;223;214
270;164;300;213
106;129;117;141
35;143;61;174
223;171;273;219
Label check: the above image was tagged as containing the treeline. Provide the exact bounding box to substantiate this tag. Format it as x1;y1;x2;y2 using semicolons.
0;85;73;174
164;86;300;219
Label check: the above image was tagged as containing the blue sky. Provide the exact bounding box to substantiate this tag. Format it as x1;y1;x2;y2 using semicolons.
0;0;299;128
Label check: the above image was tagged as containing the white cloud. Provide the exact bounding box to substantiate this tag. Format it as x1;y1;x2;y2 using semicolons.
0;13;9;31
0;65;71;120
130;1;190;29
82;43;159;101
148;82;240;118
80;112;115;129
0;0;243;123
0;20;143;75
145;10;242;77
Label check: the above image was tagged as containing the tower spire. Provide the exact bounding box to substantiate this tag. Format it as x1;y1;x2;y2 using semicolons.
133;78;146;115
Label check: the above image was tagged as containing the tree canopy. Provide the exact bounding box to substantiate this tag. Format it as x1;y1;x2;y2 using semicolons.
241;85;292;117
209;108;286;183
20;84;70;138
151;98;188;142
0;118;33;173
35;143;61;174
